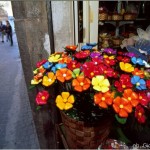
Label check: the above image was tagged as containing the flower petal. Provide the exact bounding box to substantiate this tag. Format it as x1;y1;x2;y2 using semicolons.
62;92;70;99
67;95;75;104
65;103;73;110
56;102;65;110
119;109;128;118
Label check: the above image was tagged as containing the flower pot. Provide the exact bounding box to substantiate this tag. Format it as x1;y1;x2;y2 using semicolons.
60;111;113;149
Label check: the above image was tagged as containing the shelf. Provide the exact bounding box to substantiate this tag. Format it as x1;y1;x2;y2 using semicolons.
99;20;134;27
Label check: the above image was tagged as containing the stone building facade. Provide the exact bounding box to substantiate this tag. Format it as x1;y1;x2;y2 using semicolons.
11;1;74;148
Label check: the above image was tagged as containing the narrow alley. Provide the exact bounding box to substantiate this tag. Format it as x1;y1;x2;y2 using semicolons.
0;33;40;149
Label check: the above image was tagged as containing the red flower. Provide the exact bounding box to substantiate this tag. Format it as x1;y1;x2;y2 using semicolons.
117;56;123;61
74;51;90;59
82;62;100;79
67;60;81;71
135;105;146;124
146;80;150;89
98;64;115;77
36;90;50;105
117;51;124;55
103;67;114;77
138;92;150;106
36;59;47;68
122;57;130;63
92;58;103;66
114;74;133;92
104;58;116;66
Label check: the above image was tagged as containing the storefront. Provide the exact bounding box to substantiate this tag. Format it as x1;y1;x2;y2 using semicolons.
11;1;150;149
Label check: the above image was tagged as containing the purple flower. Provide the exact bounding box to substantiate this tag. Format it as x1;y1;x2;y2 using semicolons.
124;52;136;58
90;51;101;58
103;48;116;55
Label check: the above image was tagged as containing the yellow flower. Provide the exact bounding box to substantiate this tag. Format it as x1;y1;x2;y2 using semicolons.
42;72;56;87
31;79;42;85
33;68;38;74
120;62;134;73
48;54;62;62
144;71;150;78
103;54;115;59
92;75;110;93
55;92;75;110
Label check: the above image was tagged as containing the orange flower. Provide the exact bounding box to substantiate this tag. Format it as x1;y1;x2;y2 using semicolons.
34;73;43;81
66;45;77;51
72;76;91;92
38;66;46;74
56;68;72;83
94;91;114;108
132;68;144;78
113;96;132;118
122;89;139;107
59;54;72;64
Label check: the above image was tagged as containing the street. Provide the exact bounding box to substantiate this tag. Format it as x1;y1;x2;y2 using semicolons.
0;33;40;148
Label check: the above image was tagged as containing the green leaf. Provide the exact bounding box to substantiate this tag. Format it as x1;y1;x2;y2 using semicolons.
73;68;80;75
36;106;41;111
29;85;36;90
117;127;131;144
115;114;127;124
114;92;122;98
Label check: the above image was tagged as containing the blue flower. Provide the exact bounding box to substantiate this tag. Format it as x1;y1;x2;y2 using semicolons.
86;42;97;47
81;43;97;50
81;45;93;50
51;63;67;73
131;57;144;65
131;75;146;90
43;62;53;69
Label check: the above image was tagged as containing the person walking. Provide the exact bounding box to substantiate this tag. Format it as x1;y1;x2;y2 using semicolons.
0;21;6;43
5;20;13;46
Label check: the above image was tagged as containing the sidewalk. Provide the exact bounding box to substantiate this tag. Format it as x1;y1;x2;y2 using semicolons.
0;33;40;149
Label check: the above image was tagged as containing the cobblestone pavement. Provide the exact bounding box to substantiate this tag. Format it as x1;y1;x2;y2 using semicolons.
0;33;40;149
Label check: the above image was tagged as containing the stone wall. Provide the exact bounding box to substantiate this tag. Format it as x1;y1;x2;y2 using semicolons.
51;1;74;52
11;1;56;149
11;1;75;148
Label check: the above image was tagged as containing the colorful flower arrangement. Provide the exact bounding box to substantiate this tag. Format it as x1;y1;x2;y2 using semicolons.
31;43;150;125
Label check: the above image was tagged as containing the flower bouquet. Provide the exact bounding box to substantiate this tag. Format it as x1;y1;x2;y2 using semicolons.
31;28;150;146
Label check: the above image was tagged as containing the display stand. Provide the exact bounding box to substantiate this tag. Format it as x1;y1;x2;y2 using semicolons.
56;123;69;149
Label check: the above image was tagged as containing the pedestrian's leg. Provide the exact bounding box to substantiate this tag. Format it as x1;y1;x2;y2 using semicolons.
7;34;9;42
10;34;13;46
2;32;4;42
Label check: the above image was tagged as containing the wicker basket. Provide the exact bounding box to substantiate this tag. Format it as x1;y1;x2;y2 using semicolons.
112;37;123;46
99;12;108;20
124;13;136;20
112;13;123;20
60;111;113;149
108;15;112;20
